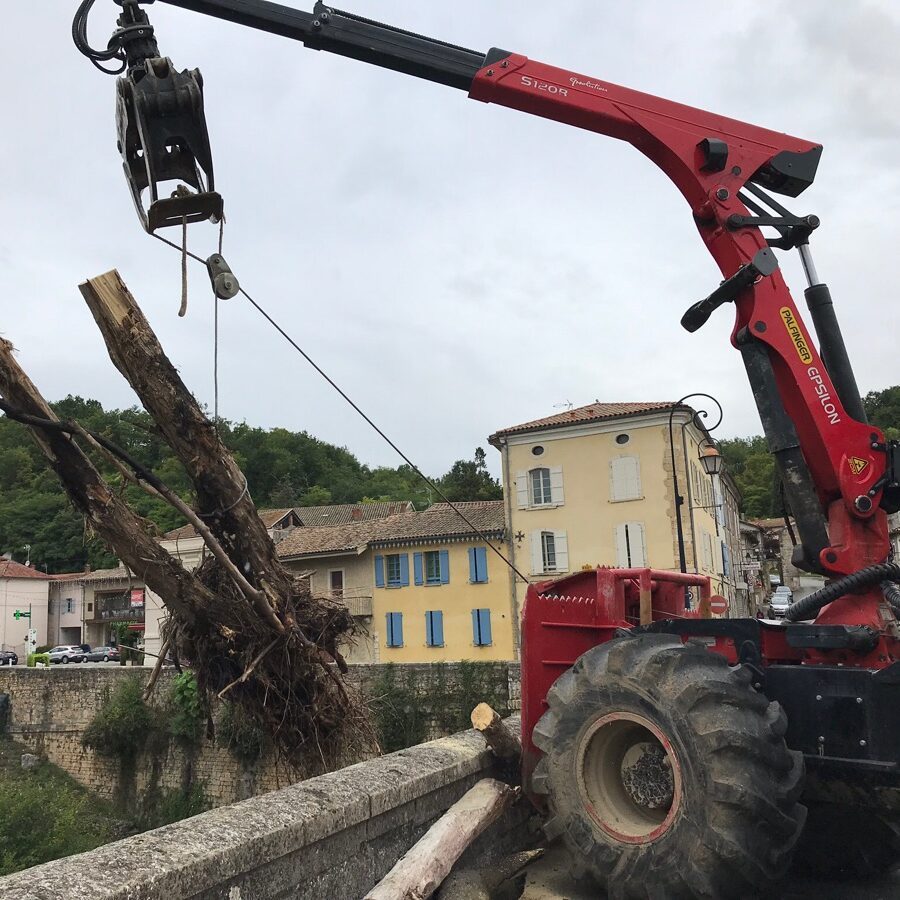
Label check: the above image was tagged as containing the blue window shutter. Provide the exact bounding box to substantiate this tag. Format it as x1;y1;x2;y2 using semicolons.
396;612;403;646
414;552;424;586
399;554;410;587
476;547;488;583
471;609;479;644
468;548;476;583
425;611;433;646
433;611;444;647
375;555;385;589
386;612;394;646
439;549;450;584
479;609;492;646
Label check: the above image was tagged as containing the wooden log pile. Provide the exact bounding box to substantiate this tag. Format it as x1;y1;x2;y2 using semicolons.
0;271;376;769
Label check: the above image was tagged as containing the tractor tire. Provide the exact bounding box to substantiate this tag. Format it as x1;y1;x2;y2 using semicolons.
531;633;806;899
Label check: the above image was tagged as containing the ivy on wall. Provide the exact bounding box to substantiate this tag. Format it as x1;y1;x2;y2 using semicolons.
368;662;511;753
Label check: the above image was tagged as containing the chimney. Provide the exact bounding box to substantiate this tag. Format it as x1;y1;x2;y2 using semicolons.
84;563;91;574
351;507;362;521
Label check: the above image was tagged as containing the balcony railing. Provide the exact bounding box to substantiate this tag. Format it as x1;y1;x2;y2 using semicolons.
90;606;144;623
327;588;372;617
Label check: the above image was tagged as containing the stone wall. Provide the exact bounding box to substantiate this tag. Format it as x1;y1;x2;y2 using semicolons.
0;662;520;810
0;723;530;900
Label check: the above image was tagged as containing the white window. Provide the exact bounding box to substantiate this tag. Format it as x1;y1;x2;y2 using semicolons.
328;569;344;598
615;522;647;568
610;456;642;502
530;530;569;575
530;467;552;505
516;465;564;509
542;532;556;571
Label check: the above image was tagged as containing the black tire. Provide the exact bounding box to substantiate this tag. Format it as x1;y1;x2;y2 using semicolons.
61;656;69;664
794;802;900;879
531;633;806;899
103;655;109;662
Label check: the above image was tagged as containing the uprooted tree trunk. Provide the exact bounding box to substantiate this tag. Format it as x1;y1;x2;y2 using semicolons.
0;270;377;769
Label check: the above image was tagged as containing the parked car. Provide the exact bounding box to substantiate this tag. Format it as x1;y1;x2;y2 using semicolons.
48;645;85;664
0;650;17;666
84;646;120;663
770;586;793;617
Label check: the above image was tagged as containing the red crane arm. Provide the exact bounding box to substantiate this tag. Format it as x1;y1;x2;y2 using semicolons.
470;55;888;578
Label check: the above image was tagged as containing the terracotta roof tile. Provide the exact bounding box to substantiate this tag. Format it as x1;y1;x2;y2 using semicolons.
50;565;134;583
163;508;297;541
0;559;50;580
296;501;414;527
277;501;506;558
162;503;415;541
489;402;679;443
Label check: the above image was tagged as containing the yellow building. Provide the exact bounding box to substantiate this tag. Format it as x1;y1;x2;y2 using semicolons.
489;402;744;645
277;501;515;663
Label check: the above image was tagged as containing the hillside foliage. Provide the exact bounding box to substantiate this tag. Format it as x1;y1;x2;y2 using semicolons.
0;396;499;573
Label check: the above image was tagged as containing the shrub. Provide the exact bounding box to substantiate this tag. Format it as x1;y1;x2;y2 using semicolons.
217;703;267;766
368;664;428;753
0;767;110;876
82;678;158;762
26;653;50;668
138;783;209;831
167;673;204;747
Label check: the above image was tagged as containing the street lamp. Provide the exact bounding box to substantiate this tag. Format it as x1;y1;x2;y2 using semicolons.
667;393;724;607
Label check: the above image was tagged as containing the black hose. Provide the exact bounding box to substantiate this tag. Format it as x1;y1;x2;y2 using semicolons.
882;580;900;617
785;562;900;621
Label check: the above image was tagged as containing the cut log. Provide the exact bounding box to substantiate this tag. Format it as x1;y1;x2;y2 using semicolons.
471;703;521;759
364;778;518;900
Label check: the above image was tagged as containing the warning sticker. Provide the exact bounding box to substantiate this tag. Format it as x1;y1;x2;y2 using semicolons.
849;456;869;476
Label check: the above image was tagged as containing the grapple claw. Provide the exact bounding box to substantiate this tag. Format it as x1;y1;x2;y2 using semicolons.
116;56;223;232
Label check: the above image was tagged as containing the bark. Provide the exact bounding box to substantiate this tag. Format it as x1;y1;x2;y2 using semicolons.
471;703;521;759
364;778;518;900
78;271;293;612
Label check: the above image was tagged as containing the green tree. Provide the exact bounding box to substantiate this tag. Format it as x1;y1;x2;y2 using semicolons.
718;436;777;518
863;386;900;440
438;447;502;502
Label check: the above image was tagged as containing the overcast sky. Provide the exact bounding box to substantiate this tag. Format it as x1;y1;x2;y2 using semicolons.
2;2;899;479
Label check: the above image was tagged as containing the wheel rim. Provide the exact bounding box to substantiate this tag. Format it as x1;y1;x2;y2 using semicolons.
576;711;682;844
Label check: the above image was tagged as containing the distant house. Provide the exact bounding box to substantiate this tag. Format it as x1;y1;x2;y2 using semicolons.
0;558;50;657
145;502;415;662
50;566;145;652
489;402;745;632
277;501;514;664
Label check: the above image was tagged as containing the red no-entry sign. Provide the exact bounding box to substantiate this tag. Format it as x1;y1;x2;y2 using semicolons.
709;596;728;616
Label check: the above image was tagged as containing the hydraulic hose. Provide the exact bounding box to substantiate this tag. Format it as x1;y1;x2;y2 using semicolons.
785;562;900;621
882;579;900;617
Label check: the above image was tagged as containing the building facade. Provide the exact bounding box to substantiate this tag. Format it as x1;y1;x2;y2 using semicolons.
49;566;146;652
742;517;826;607
0;558;49;658
277;502;515;663
489;402;746;639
